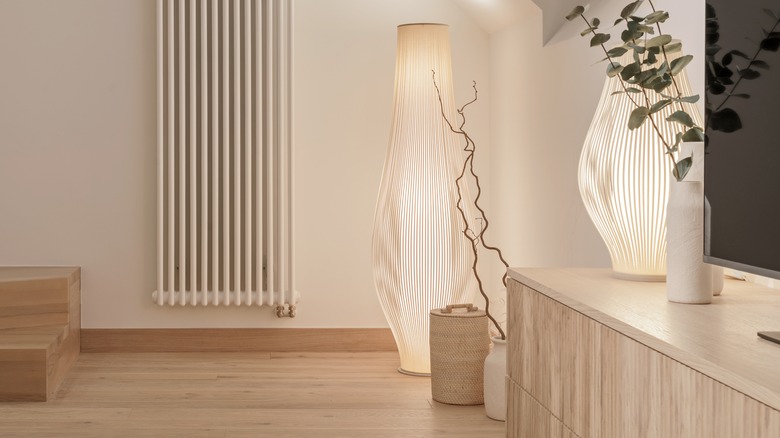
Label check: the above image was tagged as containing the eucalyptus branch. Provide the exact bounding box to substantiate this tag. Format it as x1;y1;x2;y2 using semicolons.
432;72;507;340
647;0;687;116
568;2;703;179
579;14;642;109
577;10;678;171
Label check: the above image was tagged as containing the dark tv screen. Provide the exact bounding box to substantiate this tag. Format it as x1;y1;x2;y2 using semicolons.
704;0;780;279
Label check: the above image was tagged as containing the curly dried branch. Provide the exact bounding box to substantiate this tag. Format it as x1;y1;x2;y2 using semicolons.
432;71;508;340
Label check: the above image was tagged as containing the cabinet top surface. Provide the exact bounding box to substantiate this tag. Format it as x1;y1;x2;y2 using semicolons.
508;267;780;410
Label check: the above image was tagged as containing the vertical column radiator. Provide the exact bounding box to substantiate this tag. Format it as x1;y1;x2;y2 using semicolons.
154;0;296;315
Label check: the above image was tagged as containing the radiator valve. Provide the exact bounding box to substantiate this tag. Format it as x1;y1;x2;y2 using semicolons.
275;304;296;318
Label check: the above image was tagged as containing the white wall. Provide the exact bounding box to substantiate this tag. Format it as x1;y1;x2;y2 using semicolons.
0;0;490;328
489;0;705;273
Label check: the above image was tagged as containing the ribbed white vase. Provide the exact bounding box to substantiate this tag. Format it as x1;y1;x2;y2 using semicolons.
667;142;712;304
579;52;703;281
371;24;473;376
483;336;507;421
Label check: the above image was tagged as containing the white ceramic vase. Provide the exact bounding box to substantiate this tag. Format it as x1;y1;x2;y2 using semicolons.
483;336;506;421
666;142;713;304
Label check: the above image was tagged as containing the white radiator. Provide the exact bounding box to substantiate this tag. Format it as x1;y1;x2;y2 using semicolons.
154;0;296;315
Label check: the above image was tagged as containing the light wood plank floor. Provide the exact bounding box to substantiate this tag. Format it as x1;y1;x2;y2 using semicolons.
0;352;505;437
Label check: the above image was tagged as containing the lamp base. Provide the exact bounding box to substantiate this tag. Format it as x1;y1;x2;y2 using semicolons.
612;271;666;282
398;367;430;377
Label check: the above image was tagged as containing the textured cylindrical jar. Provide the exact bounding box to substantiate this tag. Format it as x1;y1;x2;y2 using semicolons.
372;23;474;375
430;304;489;405
579;51;703;281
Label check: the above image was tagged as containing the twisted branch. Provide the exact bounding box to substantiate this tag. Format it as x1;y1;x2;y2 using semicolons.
433;71;508;340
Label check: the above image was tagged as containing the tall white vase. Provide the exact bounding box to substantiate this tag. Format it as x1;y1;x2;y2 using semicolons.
371;24;473;375
483;336;506;421
578;52;703;281
666;142;712;303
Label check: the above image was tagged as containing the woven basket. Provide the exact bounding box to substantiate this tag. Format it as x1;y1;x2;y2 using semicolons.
430;303;490;405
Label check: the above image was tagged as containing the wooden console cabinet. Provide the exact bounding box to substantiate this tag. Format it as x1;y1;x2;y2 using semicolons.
506;268;780;438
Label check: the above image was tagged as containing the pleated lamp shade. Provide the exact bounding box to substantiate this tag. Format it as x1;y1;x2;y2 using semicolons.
371;23;473;375
579;51;703;281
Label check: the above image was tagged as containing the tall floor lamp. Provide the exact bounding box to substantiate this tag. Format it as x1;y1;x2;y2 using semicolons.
372;23;473;376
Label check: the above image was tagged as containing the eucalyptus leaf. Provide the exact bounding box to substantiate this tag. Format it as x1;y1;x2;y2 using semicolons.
637;25;655;34
627;43;646;54
592;18;601;27
645;11;669;25
670;55;693;75
628;107;650;130
607;62;625;77
674;157;693;181
611;91;626;96
761;37;780;52
647;34;672;48
665;42;683;53
709;82;726;95
581;27;596;36
666;110;695;127
739;68;761;79
657;61;669;76
650;99;672;114
626;87;641;93
727;49;750;59
607;47;629;57
645;51;658;65
676;95;700;104
591;33;611;47
750;60;770;70
651;79;673;93
620;0;644;19
682;127;705;142
763;8;779;20
729;93;751;99
565;5;585;21
620;62;642;81
710;108;743;133
673;132;684;150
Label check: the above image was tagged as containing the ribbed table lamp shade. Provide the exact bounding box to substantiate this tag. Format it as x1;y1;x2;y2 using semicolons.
578;51;703;281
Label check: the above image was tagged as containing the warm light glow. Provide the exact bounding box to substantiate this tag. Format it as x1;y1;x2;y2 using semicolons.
372;24;473;375
579;52;703;281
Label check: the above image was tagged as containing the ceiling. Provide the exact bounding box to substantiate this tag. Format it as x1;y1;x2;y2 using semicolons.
452;0;601;44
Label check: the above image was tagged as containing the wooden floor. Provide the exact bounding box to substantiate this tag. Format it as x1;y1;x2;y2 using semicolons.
0;352;505;437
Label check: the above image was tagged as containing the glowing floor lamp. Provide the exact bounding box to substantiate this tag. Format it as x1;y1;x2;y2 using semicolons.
579;52;703;281
372;23;472;375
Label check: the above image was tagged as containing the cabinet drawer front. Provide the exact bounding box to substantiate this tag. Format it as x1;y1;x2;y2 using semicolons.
507;279;780;438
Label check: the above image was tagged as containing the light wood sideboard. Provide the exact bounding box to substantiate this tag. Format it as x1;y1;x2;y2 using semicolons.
506;268;780;438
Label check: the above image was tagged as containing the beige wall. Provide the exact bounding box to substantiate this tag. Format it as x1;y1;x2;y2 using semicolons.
0;0;490;327
0;0;707;329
